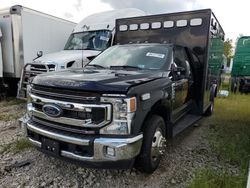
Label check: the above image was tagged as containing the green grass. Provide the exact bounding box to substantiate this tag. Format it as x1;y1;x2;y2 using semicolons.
220;81;230;90
0;110;25;121
0;138;32;155
210;94;250;170
11;138;32;154
0;98;26;121
189;94;250;188
189;169;245;188
0;144;11;155
0;97;25;107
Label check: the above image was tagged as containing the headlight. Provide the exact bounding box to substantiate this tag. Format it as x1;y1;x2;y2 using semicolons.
100;95;136;135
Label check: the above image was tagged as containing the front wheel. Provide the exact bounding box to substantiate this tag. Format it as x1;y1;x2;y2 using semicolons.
137;115;166;173
204;101;214;116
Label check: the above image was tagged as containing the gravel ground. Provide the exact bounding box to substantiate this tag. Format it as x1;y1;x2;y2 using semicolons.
0;103;239;188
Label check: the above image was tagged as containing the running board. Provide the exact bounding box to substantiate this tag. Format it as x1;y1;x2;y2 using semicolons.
172;114;202;137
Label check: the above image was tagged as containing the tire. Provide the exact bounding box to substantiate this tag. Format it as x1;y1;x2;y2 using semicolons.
137;115;166;173
230;77;237;93
204;86;216;116
204;100;214;116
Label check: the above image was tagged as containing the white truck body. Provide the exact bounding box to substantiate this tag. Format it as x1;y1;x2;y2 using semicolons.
0;28;3;78
33;8;146;71
0;5;75;78
0;5;75;96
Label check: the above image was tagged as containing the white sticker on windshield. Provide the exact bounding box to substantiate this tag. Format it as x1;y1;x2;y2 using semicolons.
100;36;109;42
138;64;145;69
146;52;165;58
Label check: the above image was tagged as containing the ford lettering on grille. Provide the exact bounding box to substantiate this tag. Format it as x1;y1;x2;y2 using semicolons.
42;104;63;117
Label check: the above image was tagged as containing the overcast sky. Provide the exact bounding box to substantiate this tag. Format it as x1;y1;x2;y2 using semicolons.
1;0;249;43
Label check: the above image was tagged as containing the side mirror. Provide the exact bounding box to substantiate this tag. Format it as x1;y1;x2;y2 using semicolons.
171;63;186;80
171;62;186;73
170;63;178;73
170;63;179;80
37;51;43;58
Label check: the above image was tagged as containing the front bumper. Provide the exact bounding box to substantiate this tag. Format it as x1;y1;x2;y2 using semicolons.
19;117;143;167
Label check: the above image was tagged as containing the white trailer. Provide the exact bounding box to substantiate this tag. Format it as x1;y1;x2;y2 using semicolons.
0;28;5;97
0;28;3;79
17;8;146;98
0;5;76;96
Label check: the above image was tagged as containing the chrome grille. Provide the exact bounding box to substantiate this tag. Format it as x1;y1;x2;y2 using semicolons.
29;93;112;131
31;85;100;103
33;103;105;123
32;117;96;134
30;64;55;72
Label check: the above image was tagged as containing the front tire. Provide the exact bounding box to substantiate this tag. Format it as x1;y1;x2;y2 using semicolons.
204;101;214;116
137;115;166;173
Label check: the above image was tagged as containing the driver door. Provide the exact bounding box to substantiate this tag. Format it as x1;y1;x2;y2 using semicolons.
171;46;191;120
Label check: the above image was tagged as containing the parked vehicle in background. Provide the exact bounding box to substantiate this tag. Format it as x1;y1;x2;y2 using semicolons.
231;36;250;93
208;36;225;89
18;8;146;99
20;9;224;173
0;28;5;97
0;5;76;97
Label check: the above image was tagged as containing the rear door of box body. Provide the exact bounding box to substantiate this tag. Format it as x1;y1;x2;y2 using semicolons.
0;13;15;77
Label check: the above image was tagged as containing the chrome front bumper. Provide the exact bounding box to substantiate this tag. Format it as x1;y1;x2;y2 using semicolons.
20;118;143;163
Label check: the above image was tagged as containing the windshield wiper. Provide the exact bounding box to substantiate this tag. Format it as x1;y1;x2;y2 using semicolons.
86;64;106;69
110;65;142;70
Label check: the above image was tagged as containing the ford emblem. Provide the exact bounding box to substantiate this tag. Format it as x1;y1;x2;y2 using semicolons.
42;104;63;117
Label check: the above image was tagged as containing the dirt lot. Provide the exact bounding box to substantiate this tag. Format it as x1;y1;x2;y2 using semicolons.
0;99;241;188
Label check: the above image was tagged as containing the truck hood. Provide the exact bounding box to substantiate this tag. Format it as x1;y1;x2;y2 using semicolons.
32;69;167;93
34;50;101;64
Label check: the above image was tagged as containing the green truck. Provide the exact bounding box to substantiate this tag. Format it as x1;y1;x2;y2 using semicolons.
231;36;250;92
208;37;225;91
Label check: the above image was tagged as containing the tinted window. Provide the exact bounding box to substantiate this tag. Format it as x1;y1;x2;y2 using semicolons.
174;47;191;77
174;47;188;66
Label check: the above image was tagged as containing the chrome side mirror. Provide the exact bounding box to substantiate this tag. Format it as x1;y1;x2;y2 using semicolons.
37;51;43;58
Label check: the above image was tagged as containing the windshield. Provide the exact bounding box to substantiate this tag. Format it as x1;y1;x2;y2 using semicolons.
64;30;112;51
87;45;170;70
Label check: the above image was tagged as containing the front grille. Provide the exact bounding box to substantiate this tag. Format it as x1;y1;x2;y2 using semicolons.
30;64;55;72
32;117;97;134
31;85;101;103
30;86;112;133
33;103;105;124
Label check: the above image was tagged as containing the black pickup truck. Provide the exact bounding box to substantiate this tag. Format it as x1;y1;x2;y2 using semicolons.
20;9;225;173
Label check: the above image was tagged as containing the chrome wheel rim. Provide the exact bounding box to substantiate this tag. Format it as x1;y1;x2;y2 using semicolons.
211;102;214;112
151;128;166;162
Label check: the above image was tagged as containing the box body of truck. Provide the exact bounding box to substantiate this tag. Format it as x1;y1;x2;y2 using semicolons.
0;5;76;95
115;10;224;114
20;9;224;172
231;36;250;92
